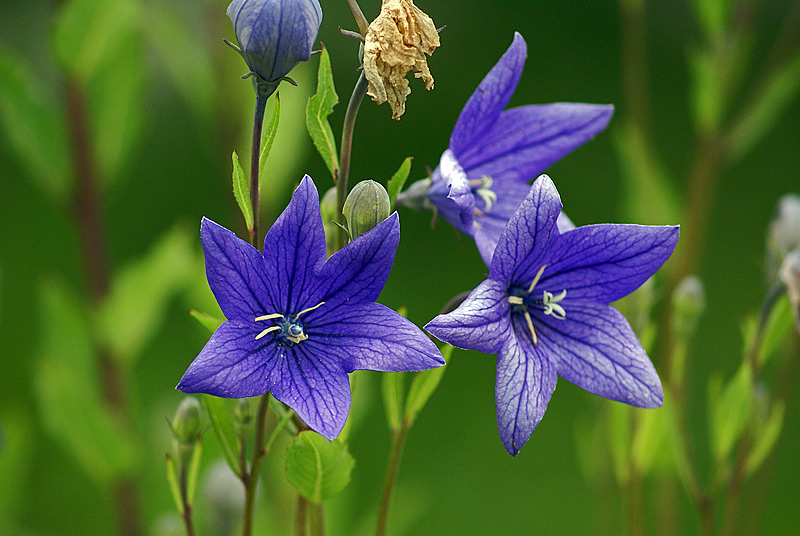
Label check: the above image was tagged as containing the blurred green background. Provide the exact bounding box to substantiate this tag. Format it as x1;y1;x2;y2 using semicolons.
1;0;799;534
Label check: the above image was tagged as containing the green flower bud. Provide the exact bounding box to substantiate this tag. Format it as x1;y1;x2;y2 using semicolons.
171;397;203;466
671;275;706;337
234;398;251;426
343;180;391;238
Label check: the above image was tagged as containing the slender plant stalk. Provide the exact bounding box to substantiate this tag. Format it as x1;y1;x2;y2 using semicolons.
296;495;309;536
310;503;325;536
336;72;369;250
249;93;269;248
65;75;144;536
179;466;196;536
346;0;370;35
375;423;410;536
242;393;271;536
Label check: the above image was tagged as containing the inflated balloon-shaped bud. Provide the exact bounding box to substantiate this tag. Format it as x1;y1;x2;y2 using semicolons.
227;0;323;97
171;396;203;466
671;275;706;338
343;180;391;238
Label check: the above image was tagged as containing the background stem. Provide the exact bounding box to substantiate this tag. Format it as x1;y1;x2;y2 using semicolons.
336;72;368;251
249;93;268;248
375;423;410;536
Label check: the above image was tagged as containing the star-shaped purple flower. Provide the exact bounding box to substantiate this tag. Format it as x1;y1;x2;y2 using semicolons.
425;176;679;455
178;176;444;440
423;33;613;265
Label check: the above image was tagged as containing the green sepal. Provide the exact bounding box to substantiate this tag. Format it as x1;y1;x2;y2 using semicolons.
387;157;413;210
403;344;453;426
305;45;339;181
186;440;202;507
745;400;785;476
382;371;406;433
285;431;354;504
201;395;241;478
189;309;224;333
165;454;184;515
259;93;281;179
232;151;253;232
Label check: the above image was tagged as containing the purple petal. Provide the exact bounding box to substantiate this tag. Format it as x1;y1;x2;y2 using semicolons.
540;224;679;304
425;279;511;354
269;343;351;440
450;33;527;156
538;302;663;408
458;104;614;182
473;179;533;266
201;217;275;322
495;326;558;455
427;151;475;236
262;176;327;313
308;302;444;372
316;213;400;309
177;321;277;398
489;176;562;285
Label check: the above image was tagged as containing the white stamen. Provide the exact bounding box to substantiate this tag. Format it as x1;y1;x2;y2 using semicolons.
255;326;281;340
527;265;548;293
293;301;325;318
255;313;284;322
524;311;538;345
507;296;524;305
542;289;567;319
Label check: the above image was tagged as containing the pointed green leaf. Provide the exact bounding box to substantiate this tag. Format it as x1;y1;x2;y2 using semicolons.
745;401;785;476
709;361;754;462
189;309;224;333
259;93;281;179
202;395;241;478
186;441;202;507
758;293;794;366
165;454;185;515
305;46;339;180
382;371;406;432
96;225;197;366
285;431;354;504
387;157;413;210
403;344;452;425
34;280;137;485
0;48;71;200
232;151;253;231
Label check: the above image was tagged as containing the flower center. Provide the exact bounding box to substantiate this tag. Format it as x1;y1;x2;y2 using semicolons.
253;301;325;346
506;265;567;345
469;175;497;214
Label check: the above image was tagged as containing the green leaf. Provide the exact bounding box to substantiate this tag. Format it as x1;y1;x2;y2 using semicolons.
709;361;754;462
186;441;202;507
745;401;785;476
305;46;339;180
285;431;354;504
232;151;253;231
0;48;71;200
189;309;224;333
202;395;242;478
614;123;681;225
34;280;137;486
96;225;197;366
387;157;413;210
728;50;800;162
165;455;184;515
758;294;795;366
403;344;452;425
259;93;281;179
382;372;406;433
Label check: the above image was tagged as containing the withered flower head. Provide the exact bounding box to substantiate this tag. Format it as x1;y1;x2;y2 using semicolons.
363;0;440;120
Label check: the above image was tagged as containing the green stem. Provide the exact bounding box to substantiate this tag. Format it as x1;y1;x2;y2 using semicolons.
336;72;369;251
296;495;309;536
375;423;410;536
179;466;196;536
242;393;271;536
310;502;324;536
346;0;370;35
249;93;268;248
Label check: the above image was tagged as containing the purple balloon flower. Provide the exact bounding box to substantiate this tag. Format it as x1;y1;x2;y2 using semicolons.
424;33;613;265
178;176;444;440
425;176;679;455
227;0;322;97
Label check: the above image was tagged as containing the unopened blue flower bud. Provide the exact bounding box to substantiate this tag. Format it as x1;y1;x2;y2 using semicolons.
227;0;323;97
343;180;391;238
671;275;706;337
